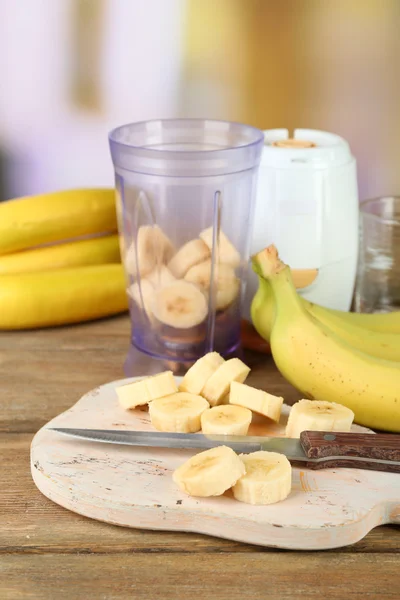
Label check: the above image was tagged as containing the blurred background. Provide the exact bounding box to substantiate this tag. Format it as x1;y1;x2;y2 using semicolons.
0;0;399;202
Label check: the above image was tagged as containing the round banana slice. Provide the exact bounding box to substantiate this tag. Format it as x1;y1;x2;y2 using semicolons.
201;358;250;407
285;399;354;438
173;445;246;497
116;371;178;409
127;279;155;320
168;239;210;278
199;227;241;268
230;381;283;423
153;280;208;329
184;260;240;310
149;392;209;433
125;225;175;277
201;405;252;435
232;451;292;505
179;352;225;395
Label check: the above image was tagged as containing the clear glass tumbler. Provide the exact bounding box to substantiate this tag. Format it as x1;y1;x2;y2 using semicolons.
109;119;264;368
355;196;400;313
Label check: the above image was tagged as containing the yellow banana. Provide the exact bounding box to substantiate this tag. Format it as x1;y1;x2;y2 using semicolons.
252;276;400;361
0;188;117;255
252;246;400;432
0;264;128;330
0;235;121;275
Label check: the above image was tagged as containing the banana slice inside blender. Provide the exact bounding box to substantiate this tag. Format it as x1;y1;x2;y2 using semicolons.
199;227;241;268
184;259;240;310
168;238;210;278
152;280;208;329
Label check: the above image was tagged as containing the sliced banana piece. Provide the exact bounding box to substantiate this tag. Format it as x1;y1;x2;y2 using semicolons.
199;227;241;268
285;399;355;438
125;225;175;277
127;279;155;320
155;227;175;263
179;352;225;394
184;260;240;310
117;371;177;409
173;445;246;497
230;381;283;423
149;392;209;433
168;238;210;278
153;280;208;329
201;405;252;435
146;265;176;289
232;451;292;505
201;358;250;407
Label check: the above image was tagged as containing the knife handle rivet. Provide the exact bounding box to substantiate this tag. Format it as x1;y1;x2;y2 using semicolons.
324;434;336;441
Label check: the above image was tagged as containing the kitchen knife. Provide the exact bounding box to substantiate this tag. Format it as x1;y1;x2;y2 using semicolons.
49;428;400;473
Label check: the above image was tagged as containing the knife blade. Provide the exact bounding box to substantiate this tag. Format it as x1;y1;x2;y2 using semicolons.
49;428;400;473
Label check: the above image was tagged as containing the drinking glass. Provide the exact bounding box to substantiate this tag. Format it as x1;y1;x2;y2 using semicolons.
355;196;400;313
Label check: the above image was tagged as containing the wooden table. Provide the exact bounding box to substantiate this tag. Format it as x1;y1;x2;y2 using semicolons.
1;316;399;599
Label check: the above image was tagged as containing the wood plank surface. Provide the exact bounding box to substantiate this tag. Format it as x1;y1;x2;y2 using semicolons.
2;553;399;600
1;315;399;600
0;316;300;433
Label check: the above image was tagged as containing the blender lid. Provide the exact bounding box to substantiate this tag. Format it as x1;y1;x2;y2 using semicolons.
261;128;354;168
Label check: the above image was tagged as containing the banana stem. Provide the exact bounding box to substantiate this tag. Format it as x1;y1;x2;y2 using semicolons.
252;245;304;318
251;245;287;279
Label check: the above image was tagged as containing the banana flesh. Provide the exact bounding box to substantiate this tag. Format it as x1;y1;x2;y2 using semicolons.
232;451;292;505
285;399;354;438
252;245;400;432
152;280;208;329
199;227;241;268
230;381;283;422
179;352;225;395
149;392;209;433
201;358;250;407
117;371;178;409
168;239;210;278
200;405;252;435
173;445;246;497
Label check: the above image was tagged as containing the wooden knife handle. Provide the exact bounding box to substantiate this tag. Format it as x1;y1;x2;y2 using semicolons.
300;431;400;473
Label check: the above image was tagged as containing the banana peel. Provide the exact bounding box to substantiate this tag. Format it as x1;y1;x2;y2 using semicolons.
0;264;128;330
0;188;117;255
0;234;121;275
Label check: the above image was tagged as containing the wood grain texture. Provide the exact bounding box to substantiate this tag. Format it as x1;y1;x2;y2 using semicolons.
0;315;300;433
2;553;400;600
30;380;400;550
1;434;399;555
1;315;400;599
300;431;400;473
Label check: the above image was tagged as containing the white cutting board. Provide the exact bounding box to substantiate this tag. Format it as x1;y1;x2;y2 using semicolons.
30;377;400;551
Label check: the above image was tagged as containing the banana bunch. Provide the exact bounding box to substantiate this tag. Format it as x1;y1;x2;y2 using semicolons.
251;246;400;432
0;189;128;329
126;226;241;330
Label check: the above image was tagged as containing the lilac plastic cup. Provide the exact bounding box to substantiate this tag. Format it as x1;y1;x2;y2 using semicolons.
109;119;263;368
